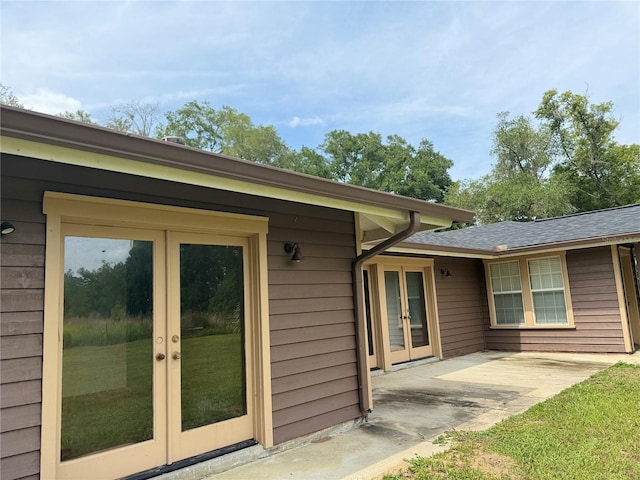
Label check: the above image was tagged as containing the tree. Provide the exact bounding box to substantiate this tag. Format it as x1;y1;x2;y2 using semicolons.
0;83;23;107
273;147;333;179
445;112;574;223
447;90;640;224
535;89;640;210
59;110;95;124
157;101;290;165
319;130;453;202
105;101;161;136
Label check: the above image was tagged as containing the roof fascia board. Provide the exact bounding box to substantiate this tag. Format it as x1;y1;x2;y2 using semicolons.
0;107;474;225
3;135;432;224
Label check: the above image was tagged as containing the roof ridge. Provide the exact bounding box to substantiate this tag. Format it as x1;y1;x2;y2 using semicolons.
533;203;640;223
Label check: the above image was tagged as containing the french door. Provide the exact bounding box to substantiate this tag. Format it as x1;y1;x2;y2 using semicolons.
55;226;253;479
383;267;433;364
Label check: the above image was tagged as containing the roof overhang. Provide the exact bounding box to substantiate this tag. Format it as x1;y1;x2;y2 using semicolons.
389;232;640;259
0;106;474;240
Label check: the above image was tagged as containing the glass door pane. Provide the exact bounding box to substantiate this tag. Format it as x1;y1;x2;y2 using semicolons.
384;271;405;352
179;244;246;431
405;271;429;348
61;237;154;461
363;270;375;357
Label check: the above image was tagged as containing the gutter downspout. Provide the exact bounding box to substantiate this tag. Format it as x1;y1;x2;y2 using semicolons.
353;211;421;414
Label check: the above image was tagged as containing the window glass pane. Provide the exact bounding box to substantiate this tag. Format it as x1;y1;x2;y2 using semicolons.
384;271;405;351
532;291;568;324
529;257;564;290
180;244;246;431
61;237;153;461
363;270;374;356
494;293;525;325
490;261;521;293
405;271;429;348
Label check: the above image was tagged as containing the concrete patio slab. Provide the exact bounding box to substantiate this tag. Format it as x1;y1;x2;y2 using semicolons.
162;350;640;480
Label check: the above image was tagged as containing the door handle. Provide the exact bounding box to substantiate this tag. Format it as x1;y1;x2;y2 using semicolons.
156;353;166;361
173;352;182;360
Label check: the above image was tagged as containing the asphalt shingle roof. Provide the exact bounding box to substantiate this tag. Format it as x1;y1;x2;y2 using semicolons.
407;204;640;252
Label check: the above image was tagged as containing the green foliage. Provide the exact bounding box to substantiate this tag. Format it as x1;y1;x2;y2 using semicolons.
63;317;152;348
59;109;95;124
157;100;291;165
319;130;453;202
274;146;334;179
536;90;640;210
447;90;640;223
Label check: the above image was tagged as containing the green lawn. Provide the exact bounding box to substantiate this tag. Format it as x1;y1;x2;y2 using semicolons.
384;362;640;480
61;333;244;461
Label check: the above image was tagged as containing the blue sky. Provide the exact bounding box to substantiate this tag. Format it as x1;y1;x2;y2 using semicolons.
2;1;638;180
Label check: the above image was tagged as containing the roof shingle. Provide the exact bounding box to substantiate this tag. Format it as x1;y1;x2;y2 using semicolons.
407;204;640;252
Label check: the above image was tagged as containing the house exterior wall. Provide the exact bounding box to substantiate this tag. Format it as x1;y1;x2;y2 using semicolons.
433;257;487;358
0;154;360;479
484;246;628;353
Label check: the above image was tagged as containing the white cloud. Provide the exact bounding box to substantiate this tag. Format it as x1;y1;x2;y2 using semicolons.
288;116;325;128
18;88;82;115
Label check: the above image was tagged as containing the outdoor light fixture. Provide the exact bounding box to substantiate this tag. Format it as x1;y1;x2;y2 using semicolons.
284;242;303;262
1;221;15;236
440;268;452;277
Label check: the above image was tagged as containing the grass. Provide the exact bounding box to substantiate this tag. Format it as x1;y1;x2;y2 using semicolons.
383;362;640;480
61;333;244;461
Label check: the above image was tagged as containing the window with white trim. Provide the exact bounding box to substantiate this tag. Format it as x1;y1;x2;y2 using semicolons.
528;257;568;325
486;254;574;328
489;261;525;325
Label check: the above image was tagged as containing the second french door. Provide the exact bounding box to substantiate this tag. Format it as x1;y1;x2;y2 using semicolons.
168;232;254;461
383;267;433;364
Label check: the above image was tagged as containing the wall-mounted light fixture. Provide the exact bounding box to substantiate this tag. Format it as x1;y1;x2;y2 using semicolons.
284;242;303;262
440;268;452;277
1;221;15;236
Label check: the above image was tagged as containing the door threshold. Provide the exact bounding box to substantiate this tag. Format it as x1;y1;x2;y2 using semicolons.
121;440;258;480
391;356;439;370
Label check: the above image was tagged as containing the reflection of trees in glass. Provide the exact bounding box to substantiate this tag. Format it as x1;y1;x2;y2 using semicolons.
125;241;153;316
180;245;243;337
64;241;153;319
63;240;153;347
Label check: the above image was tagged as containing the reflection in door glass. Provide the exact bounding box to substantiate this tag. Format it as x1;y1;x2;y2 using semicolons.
61;237;153;461
384;271;405;351
406;271;429;348
179;244;246;431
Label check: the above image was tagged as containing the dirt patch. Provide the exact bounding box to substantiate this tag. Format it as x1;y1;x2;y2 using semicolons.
470;451;518;477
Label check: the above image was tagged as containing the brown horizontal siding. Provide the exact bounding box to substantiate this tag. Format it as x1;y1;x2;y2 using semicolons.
0;189;45;480
484;247;627;353
272;363;357;396
0;154;361;475
0;312;43;337
270;323;355;346
273;404;361;445
271;350;357;379
270;310;354;331
267;209;359;444
434;257;487;358
0;451;40;480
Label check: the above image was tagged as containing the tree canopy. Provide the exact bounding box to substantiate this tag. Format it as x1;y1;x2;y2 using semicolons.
446;90;639;223
157;101;291;166
3;84;637;216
